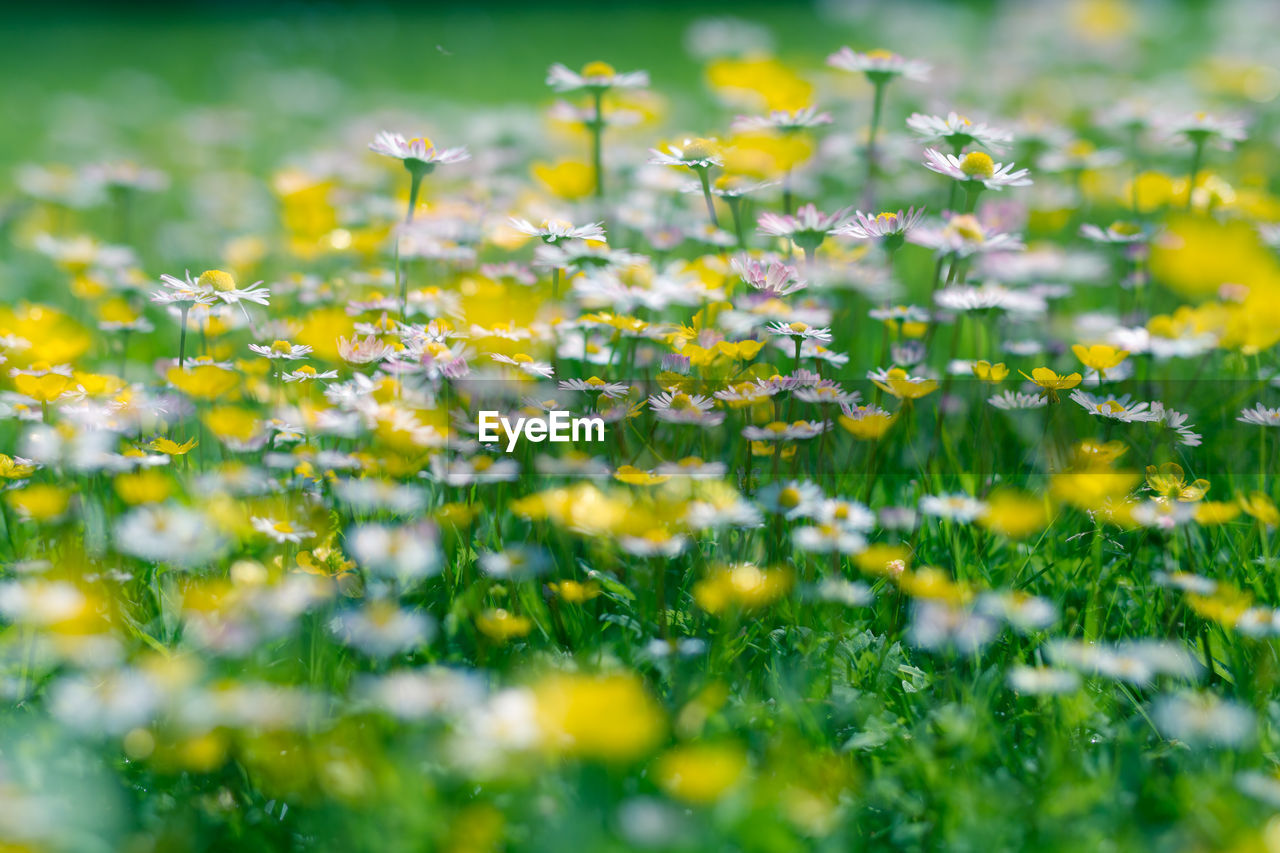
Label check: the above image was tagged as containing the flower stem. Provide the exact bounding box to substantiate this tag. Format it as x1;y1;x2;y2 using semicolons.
862;81;888;206
178;305;190;368
697;168;719;229
1186;137;1205;212
591;90;605;201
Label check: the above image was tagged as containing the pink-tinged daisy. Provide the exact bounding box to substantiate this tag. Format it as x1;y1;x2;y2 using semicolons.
368;132;470;169
833;207;925;242
545;61;649;92
908;214;1025;258
337;334;395;364
757;203;852;256
731;255;806;296
922;148;1032;190
509;218;606;244
732;107;833;133
906;112;1012;153
826;47;931;83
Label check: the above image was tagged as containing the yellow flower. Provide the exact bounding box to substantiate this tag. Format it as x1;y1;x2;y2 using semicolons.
1194;501;1241;525
693;564;792;614
533;672;665;762
13;371;71;403
0;454;37;479
475;608;532;642
979;490;1050;538
167;364;241;401
1145;463;1209;501
1071;344;1129;375
897;567;969;603
1020;367;1082;401
7;484;70;521
1050;470;1141;511
548;580;602;604
870;368;938;400
971;360;1008;382
1239;491;1280;527
654;743;748;804
838;406;896;440
114;470;172;505
854;543;911;577
148;436;198;456
613;465;672;486
532;159;595;201
203;406;262;444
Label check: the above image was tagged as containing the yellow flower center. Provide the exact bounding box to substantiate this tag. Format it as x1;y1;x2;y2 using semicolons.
408;136;434;150
946;214;985;242
198;270;236;292
586;376;606;386
789;321;808;333
512;353;533;363
959;151;995;179
271;340;293;354
1109;220;1141;236
581;61;615;77
876;212;899;225
681;138;719;160
779;486;802;508
865;49;897;61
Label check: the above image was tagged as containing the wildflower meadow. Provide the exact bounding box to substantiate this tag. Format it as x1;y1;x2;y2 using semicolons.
6;1;1280;850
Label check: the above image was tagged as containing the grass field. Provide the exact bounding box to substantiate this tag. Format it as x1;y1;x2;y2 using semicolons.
3;1;1280;851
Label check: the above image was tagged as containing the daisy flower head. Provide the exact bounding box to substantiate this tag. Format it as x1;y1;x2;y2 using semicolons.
1238;403;1280;427
647;390;724;426
546;61;649;93
167;269;270;307
1163;112;1247;149
834;208;925;245
988;390;1047;410
1069;391;1157;423
248;340;313;361
826;47;931;83
909;214;1025;258
906;111;1012;153
757;204;852;254
1080;221;1147;244
732;107;833;134
559;376;630;398
649;138;723;170
767;321;833;343
491;353;555;378
369;132;470;172
282;365;338;383
922;148;1032;190
731;255;806;296
741;420;829;441
251;516;315;545
509;218;606;244
756;480;826;518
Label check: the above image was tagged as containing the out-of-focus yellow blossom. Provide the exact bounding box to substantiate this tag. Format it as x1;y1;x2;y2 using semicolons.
476;608;533;642
693;563;791;614
7;483;71;521
1239;492;1280;527
980;490;1050;538
1071;344;1129;374
114;470;172;505
972;361;1008;382
654;743;748;804
533;671;665;762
